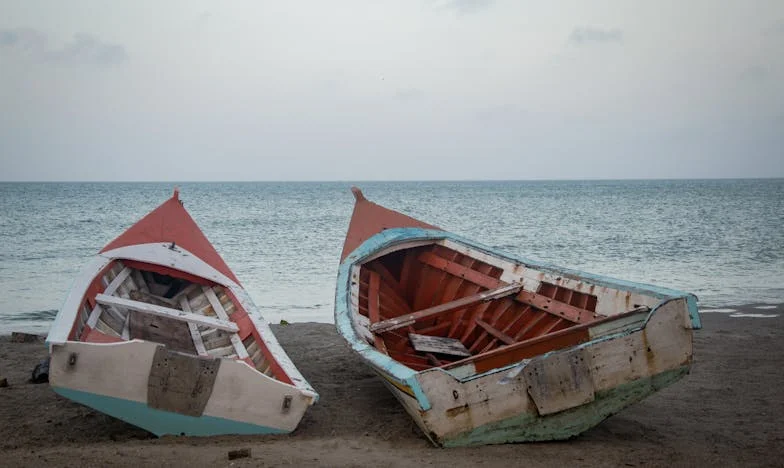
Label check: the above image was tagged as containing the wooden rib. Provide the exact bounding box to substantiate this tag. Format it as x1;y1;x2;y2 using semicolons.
415;321;452;336
447;261;497;338
470;299;514;352
480;303;532;353
370;282;523;334
202;286;249;359
413;258;443;311
474;318;515;345
516;290;595;323
421;248;462;317
368;262;407;299
418;251;502;290
513;311;548;341
399;249;417;304
96;293;238;332
180;297;208;356
367;271;388;353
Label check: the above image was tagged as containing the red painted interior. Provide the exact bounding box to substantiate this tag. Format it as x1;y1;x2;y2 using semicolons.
344;188;608;373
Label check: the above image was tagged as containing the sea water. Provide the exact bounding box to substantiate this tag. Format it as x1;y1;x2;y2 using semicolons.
1;179;782;333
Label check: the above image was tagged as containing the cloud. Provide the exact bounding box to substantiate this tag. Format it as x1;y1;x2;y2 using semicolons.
394;88;424;102
738;65;773;83
763;19;784;36
568;27;623;45
0;28;127;66
433;0;494;14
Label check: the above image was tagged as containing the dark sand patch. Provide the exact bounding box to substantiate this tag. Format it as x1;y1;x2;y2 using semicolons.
0;306;782;467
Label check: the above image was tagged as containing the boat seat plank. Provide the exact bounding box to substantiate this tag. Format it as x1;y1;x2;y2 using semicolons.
95;293;239;332
409;333;471;357
370;282;523;334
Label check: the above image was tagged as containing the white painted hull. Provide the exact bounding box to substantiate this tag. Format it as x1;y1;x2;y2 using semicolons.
49;339;313;435
370;298;693;446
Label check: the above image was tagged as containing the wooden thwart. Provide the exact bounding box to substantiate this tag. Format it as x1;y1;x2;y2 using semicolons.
409;333;471;358
95;293;239;332
370;282;523;334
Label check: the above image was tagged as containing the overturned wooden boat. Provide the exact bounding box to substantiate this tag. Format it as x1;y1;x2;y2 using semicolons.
335;188;701;447
46;189;317;436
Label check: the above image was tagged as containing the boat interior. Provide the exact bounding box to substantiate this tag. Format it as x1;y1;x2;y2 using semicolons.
355;243;651;373
70;260;289;382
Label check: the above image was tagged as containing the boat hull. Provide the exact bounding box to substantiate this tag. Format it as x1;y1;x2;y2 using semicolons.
49;335;313;436
371;298;693;446
335;223;699;447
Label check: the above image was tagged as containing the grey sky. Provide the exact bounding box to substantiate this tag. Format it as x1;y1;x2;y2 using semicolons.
1;0;782;181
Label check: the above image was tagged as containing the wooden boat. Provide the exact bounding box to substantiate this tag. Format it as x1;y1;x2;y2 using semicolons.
46;189;317;436
335;188;701;447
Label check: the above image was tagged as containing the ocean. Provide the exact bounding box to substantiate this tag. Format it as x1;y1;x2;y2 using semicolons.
1;179;782;334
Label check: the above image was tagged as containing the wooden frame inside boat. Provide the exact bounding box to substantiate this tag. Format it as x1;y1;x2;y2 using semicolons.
70;260;290;381
352;240;656;374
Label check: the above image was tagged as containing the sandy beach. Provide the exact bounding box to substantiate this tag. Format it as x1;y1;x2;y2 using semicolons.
0;305;782;467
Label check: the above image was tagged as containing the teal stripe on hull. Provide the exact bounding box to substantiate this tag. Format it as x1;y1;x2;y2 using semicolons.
52;386;288;437
440;366;689;447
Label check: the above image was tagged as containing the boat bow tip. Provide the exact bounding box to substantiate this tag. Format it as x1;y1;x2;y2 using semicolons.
351;186;367;202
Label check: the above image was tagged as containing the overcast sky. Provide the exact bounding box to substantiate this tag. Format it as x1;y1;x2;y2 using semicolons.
1;0;782;181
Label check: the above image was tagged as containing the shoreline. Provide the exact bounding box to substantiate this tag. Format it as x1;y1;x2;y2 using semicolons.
0;304;781;466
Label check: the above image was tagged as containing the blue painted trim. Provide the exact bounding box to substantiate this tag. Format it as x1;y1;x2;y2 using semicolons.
334;228;702;406
52;386;287;437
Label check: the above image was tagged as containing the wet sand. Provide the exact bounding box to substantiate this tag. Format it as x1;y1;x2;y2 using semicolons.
0;305;782;467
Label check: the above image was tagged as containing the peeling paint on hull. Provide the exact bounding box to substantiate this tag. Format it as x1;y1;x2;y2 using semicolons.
441;366;689;447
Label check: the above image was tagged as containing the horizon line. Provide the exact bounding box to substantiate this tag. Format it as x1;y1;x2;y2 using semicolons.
1;176;783;183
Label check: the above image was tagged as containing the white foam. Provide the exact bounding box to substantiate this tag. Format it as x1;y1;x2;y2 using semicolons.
701;308;737;313
729;313;779;319
753;305;778;310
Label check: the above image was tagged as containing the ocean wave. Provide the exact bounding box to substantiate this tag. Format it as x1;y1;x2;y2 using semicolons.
0;309;58;321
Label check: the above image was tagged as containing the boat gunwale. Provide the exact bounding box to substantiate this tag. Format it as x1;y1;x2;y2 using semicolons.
335;227;700;393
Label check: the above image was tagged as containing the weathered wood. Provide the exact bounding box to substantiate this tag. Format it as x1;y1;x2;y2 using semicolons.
474;318;516;345
366;271;388;353
516;290;595;324
418;252;502;290
201;286;249;359
409;333;471;357
96;293;239;332
147;346;221;416
370;283;523;334
180;297;208;356
525;348;595;415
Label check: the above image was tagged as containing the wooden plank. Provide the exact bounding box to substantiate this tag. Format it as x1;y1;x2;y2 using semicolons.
201;286;249;359
180;297;208;356
369;262;407;300
105;266;132;296
370;282;523;334
96;293;238;332
409;333;471;357
516;290;596;323
442;306;652;373
366;271;388;353
474;318;516;345
418;252;502;290
86;304;104;329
